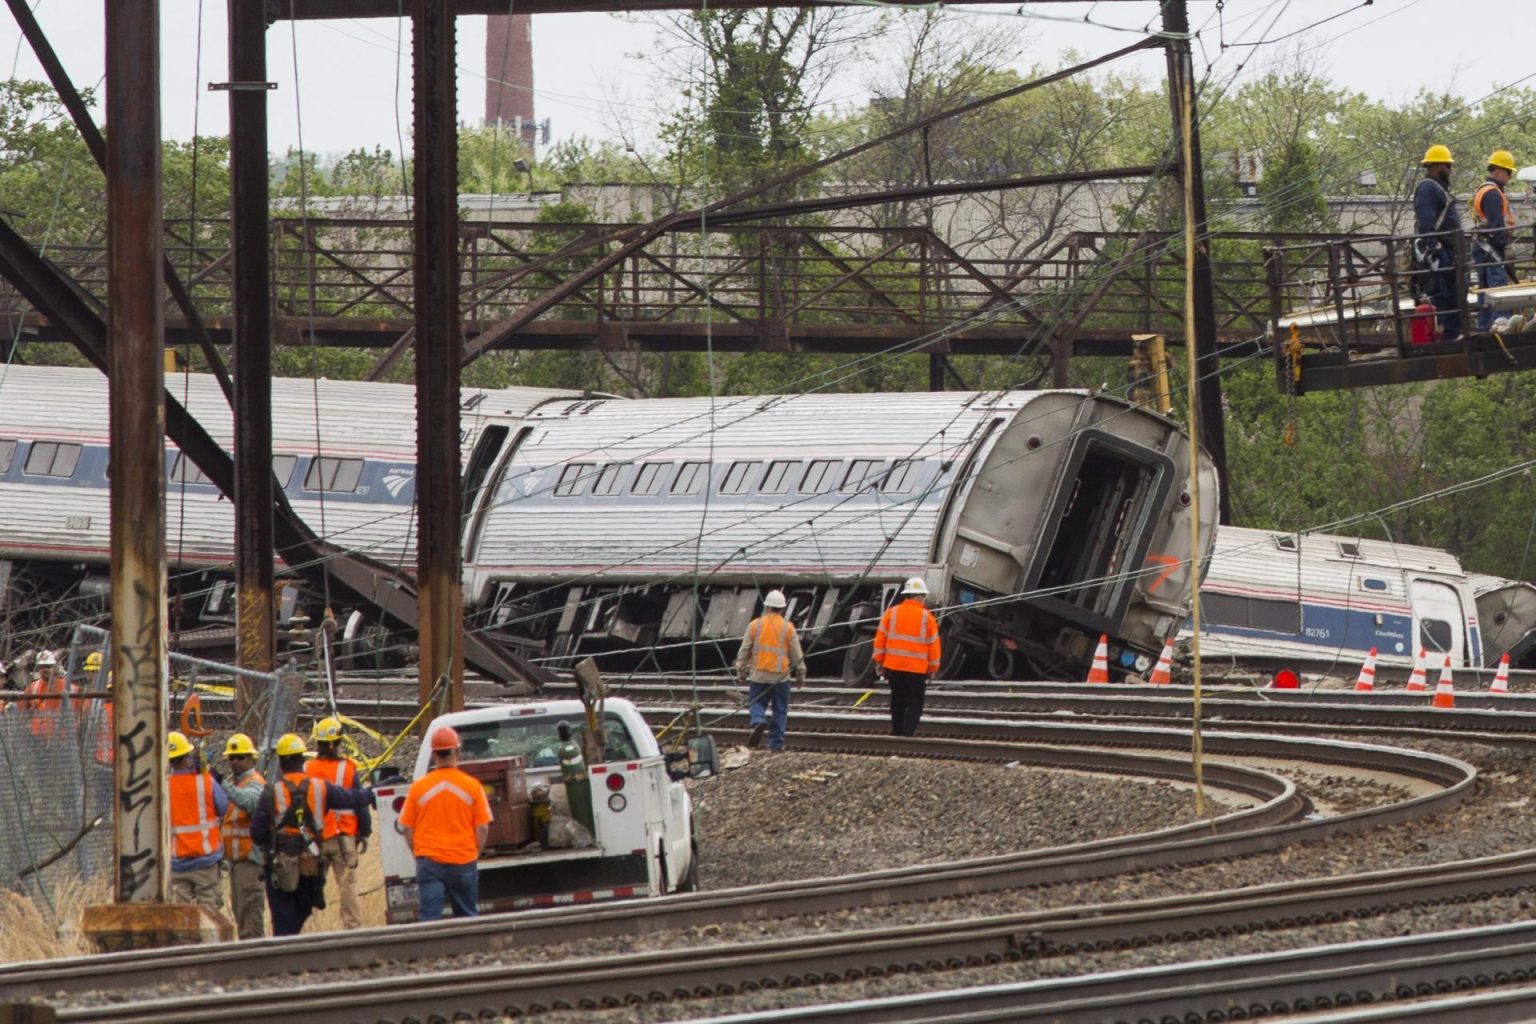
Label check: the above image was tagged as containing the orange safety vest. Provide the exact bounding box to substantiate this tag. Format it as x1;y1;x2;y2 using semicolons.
874;599;941;675
746;614;795;675
25;677;73;739
306;756;358;839
1472;181;1515;230
272;773;327;850
169;770;222;860
223;767;266;861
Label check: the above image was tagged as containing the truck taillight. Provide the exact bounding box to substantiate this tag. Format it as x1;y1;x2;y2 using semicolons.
605;772;625;792
392;796;406;813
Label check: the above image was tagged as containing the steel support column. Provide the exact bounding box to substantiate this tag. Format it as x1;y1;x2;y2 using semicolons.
228;0;276;705
105;0;169;904
1162;0;1231;523
412;0;465;717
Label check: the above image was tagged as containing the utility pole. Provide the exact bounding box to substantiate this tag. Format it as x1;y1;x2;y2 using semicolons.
1161;0;1231;524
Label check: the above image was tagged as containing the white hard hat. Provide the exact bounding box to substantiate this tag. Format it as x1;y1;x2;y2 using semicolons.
35;649;57;668
901;578;929;596
764;589;787;609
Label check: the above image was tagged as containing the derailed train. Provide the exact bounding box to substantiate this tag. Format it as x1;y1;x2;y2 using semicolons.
1193;526;1536;674
0;365;1218;680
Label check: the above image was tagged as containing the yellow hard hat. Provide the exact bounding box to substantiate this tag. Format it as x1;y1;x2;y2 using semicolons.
275;733;307;757
1489;150;1518;173
224;733;258;757
1421;144;1455;166
311;716;343;742
167;731;194;759
84;652;102;673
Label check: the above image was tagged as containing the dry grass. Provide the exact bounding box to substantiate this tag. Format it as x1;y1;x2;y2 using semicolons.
306;840;387;932
0;873;112;963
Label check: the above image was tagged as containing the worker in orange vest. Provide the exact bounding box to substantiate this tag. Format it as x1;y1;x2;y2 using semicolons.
734;589;807;753
24;650;75;740
168;729;229;909
251;733;375;936
85;651;114;765
222;732;268;939
399;726;492;920
873;578;942;737
306;716;371;930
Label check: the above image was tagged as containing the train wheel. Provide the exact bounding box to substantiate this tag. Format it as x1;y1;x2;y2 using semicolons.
842;639;877;687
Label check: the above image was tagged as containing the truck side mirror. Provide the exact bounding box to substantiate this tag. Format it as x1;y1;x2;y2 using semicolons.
686;734;718;779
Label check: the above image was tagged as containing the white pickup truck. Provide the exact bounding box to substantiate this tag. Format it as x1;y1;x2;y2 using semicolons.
377;698;713;922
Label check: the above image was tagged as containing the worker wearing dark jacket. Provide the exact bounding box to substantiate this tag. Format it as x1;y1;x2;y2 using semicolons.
1414;144;1463;339
873;578;942;737
1472;150;1519;330
251;733;376;936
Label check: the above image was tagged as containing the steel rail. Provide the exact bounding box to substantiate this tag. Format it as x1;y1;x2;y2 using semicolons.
678;921;1536;1024
45;850;1536;1023
0;729;1297;999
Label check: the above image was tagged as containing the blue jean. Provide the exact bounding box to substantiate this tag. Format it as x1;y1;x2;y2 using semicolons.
416;857;479;920
1477;255;1511;330
747;681;790;751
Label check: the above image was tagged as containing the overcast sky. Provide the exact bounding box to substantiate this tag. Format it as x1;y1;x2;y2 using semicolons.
0;0;1519;164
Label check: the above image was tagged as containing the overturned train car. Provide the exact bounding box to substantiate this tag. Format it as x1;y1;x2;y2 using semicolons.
462;389;1218;681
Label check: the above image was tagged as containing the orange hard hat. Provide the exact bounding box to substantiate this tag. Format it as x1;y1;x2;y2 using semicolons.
429;725;461;751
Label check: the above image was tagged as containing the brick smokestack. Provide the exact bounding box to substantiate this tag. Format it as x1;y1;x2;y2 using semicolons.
485;14;534;146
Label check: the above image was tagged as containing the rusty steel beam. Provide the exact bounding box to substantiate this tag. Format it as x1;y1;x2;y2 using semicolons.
274;0;1099;16
105;0;170;906
228;0;277;701
1162;0;1229;523
1294;334;1536;393
4;0;233;403
412;0;467;718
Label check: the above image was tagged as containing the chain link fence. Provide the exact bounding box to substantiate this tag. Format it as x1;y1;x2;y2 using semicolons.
0;625;303;898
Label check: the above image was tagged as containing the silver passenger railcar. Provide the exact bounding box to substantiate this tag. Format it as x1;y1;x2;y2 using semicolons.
462;389;1218;680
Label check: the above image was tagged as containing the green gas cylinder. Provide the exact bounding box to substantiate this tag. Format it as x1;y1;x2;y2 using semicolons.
557;721;595;834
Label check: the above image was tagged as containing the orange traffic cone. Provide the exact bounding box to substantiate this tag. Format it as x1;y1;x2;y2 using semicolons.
1354;647;1377;692
1432;656;1455;708
1405;648;1429;692
1087;634;1110;684
1490;653;1512;695
1148;637;1175;686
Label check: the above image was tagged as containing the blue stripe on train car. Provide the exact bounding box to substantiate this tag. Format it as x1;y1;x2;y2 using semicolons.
1200;603;1417;658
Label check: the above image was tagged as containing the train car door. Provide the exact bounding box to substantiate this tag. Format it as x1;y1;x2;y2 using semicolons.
1408;579;1470;667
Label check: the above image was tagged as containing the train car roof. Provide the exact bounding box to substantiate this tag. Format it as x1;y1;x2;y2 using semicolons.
1215;525;1467;577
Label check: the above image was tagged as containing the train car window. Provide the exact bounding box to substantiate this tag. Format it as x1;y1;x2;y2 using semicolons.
23;441;82;478
555;462;594;497
303;457;364;493
1420;618;1453;654
1201;591;1300;634
1272;535;1299;551
271;455;297;488
0;439;15;474
671;461;708;495
720;461;758;495
169;453;210;486
760;460;799;494
632;462;669;496
1337;542;1361;558
840;459;883;493
591;463;626;496
1360;578;1388;592
881;460;919;494
800;459;839;494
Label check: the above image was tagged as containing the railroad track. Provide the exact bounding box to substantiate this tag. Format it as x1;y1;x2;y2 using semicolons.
4;719;1474;1020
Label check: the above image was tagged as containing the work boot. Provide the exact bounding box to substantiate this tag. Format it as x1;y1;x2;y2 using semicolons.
746;722;767;749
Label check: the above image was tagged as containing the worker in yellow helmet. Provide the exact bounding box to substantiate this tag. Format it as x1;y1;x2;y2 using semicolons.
167;730;229;910
1471;150;1519;331
1414;143;1463;340
305;716;369;930
221;733;268;939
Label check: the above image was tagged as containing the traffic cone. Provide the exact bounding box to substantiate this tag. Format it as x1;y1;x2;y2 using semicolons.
1148;637;1175;686
1405;648;1429;692
1086;635;1110;684
1490;653;1512;695
1354;647;1377;692
1432;656;1455;708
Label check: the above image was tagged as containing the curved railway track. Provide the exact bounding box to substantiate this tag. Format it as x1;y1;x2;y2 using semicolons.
3;717;1478;1023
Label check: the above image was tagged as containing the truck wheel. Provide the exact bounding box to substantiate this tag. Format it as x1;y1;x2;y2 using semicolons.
678;841;700;893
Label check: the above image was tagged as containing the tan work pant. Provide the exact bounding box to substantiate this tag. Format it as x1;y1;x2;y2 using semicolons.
229;859;267;940
320;834;361;929
169;863;224;909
